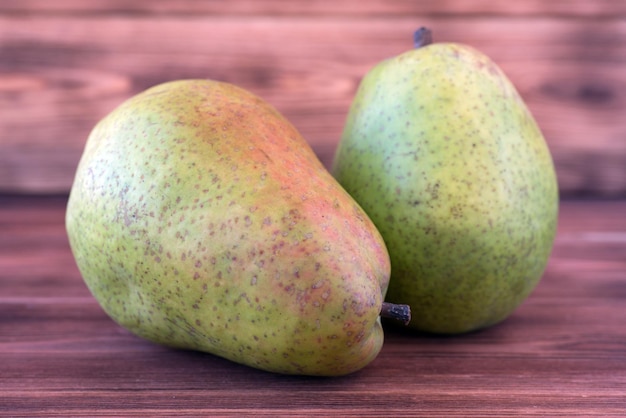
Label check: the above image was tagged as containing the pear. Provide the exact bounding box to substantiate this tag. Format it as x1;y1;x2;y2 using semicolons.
333;28;559;334
66;79;408;375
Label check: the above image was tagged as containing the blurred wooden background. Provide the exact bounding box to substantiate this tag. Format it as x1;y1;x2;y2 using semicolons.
1;1;625;197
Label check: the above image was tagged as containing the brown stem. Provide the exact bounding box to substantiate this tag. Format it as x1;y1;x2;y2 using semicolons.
380;302;411;325
414;27;433;48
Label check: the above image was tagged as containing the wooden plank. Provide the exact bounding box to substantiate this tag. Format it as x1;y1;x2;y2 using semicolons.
2;195;625;299
0;197;625;416
1;0;625;17
1;16;625;195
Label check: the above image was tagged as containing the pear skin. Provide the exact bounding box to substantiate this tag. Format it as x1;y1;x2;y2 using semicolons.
333;29;559;334
66;79;394;375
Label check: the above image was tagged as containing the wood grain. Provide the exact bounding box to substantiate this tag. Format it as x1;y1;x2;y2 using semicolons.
1;12;625;196
1;0;625;17
0;196;625;416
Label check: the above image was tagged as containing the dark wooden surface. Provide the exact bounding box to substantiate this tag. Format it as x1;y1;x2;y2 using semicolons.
1;1;626;196
1;195;625;416
2;3;626;415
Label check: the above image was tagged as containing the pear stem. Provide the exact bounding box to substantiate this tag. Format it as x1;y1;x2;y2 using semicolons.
380;302;411;325
414;27;433;49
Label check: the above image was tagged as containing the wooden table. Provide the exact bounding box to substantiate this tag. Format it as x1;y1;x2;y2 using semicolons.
1;195;625;416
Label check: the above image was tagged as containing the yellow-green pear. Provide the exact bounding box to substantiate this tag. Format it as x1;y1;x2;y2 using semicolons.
333;28;559;334
66;79;408;375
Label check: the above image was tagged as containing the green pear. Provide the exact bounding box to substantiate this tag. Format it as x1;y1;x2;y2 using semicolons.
333;28;559;334
66;79;407;375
